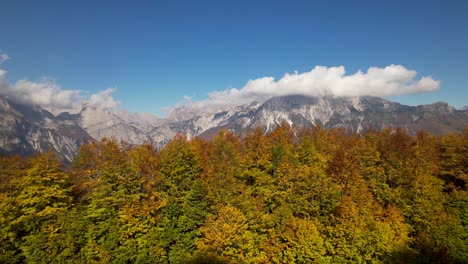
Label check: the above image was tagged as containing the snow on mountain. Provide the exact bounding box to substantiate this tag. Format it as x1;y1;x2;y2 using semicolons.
157;95;468;139
1;94;467;161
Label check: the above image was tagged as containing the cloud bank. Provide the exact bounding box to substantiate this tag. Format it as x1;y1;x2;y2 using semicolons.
0;49;439;117
0;51;120;113
186;65;440;111
88;88;120;110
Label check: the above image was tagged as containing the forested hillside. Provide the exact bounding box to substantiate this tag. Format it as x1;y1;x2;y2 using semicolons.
1;125;467;263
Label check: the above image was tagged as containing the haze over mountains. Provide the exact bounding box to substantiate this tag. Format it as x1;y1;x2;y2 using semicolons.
1;94;467;162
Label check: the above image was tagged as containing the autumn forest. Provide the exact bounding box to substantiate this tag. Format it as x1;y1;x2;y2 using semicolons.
0;125;467;263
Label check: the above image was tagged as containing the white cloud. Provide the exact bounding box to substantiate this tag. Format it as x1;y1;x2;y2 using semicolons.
11;78;83;111
0;50;440;117
0;50;9;65
186;65;440;111
87;88;120;109
0;72;83;112
0;62;119;113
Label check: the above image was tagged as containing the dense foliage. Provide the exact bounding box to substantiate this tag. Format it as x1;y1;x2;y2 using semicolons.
1;125;467;263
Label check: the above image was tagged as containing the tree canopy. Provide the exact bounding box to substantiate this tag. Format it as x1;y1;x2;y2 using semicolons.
1;127;467;263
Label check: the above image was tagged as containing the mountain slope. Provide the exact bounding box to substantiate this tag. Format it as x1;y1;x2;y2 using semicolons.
157;95;468;140
57;104;158;146
1;95;467;161
0;96;92;162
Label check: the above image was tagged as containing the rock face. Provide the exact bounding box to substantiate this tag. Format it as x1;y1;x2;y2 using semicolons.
58;104;158;146
0;96;92;162
1;94;467;161
152;95;468;140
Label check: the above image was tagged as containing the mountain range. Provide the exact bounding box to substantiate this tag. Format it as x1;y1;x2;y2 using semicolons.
1;95;467;162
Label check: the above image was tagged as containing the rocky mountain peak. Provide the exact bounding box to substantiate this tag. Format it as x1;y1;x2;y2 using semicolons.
0;96;92;162
1;94;467;162
420;101;454;113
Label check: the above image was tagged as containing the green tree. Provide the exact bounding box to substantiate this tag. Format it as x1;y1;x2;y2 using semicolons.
157;135;207;263
12;151;73;263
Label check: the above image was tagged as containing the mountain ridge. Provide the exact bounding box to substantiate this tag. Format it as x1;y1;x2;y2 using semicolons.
0;96;92;162
1;95;467;161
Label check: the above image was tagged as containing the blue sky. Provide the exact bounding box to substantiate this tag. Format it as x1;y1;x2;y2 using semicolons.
0;0;467;115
